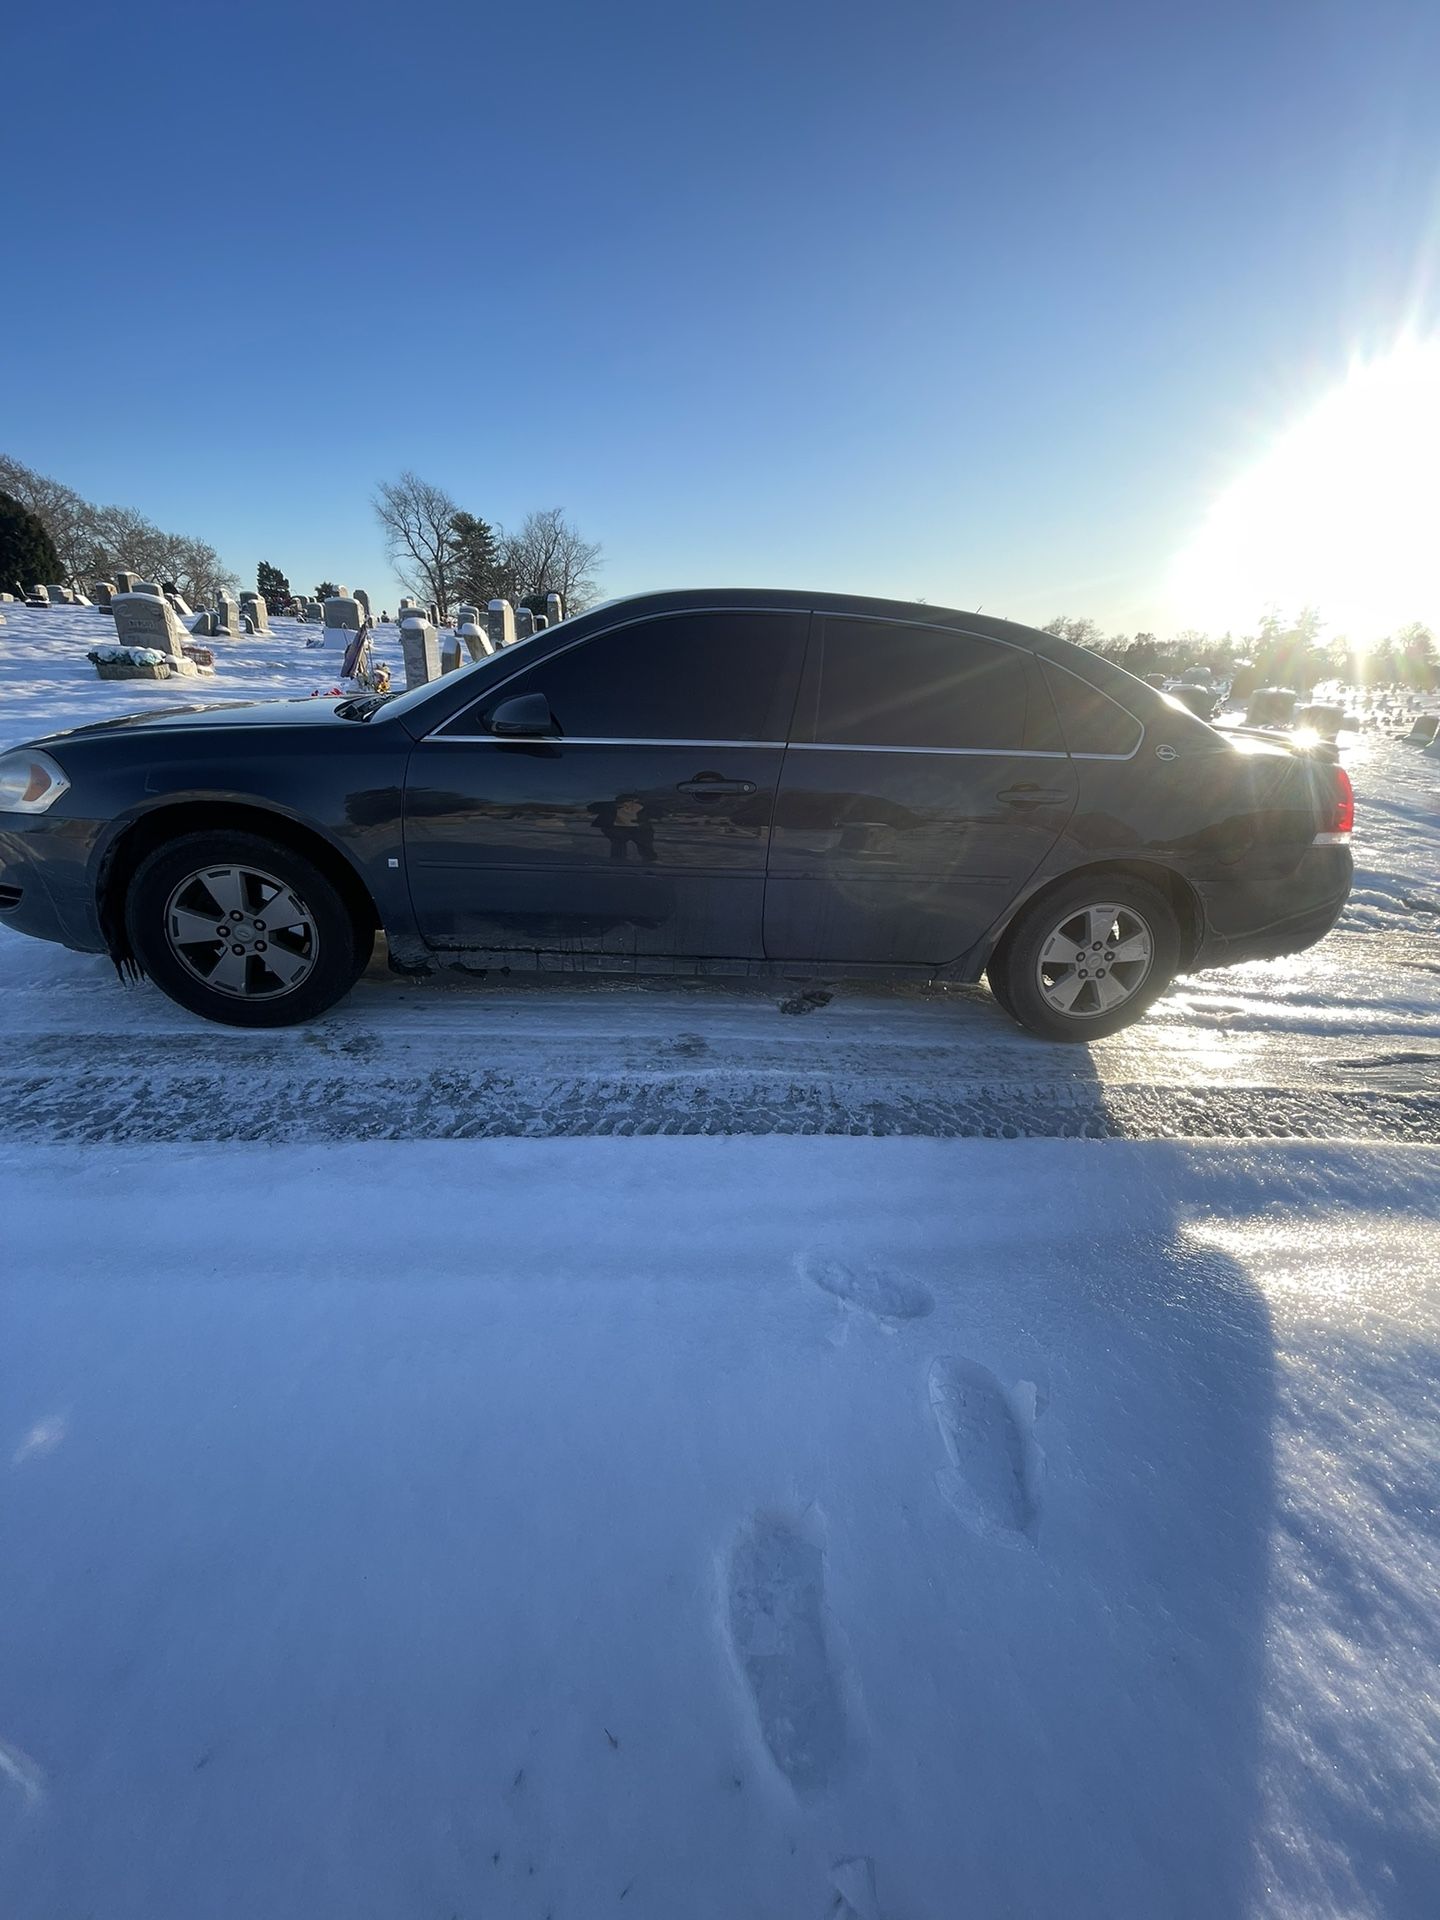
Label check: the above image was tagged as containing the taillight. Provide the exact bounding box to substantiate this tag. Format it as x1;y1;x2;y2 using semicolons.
1315;764;1353;844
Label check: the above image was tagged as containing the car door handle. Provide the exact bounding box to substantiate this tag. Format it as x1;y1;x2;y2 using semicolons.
677;775;757;796
996;785;1069;807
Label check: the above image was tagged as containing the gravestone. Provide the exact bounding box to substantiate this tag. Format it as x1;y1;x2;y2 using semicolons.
456;604;480;630
215;591;241;635
114;570;138;594
112;589;191;659
532;614;549;631
26;585;51;606
165;588;193;618
130;580;162;598
242;615;256;634
322;595;364;642
399;615;440;690
458;620;491;662
440;633;463;674
244;593;270;634
191;610;218;637
355;589;371;620
47;585;75;605
1404;714;1440;747
515;607;535;641
545;591;565;627
486;598;516;649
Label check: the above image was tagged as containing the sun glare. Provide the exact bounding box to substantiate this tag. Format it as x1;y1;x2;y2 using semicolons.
1169;338;1440;643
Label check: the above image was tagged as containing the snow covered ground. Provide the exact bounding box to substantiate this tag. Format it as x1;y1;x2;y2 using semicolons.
2;1138;1438;1917
2;602;1439;1917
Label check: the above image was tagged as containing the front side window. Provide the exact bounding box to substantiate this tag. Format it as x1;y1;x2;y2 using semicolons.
442;611;807;742
815;619;1030;750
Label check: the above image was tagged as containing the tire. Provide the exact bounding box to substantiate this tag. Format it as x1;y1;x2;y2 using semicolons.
124;830;374;1028
988;874;1181;1042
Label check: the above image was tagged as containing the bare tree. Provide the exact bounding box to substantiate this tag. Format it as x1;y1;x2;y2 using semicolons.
373;471;459;616
0;455;90;582
499;506;603;612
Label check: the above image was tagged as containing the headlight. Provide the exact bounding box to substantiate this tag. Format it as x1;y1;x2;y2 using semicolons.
0;749;72;813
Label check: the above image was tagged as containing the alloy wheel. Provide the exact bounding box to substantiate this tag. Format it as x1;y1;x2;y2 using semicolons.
163;863;320;999
1035;902;1154;1020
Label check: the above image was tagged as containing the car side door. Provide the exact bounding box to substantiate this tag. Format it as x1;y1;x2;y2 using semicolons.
763;616;1079;965
402;608;808;959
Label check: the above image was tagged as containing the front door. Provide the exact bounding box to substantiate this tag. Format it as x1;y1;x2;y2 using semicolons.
764;615;1078;964
403;609;808;959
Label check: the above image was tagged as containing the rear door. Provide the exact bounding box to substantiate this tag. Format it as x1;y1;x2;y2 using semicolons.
403;608;807;958
764;616;1078;964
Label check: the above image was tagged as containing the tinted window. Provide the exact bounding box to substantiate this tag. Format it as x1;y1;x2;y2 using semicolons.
1041;662;1143;755
447;612;806;742
815;619;1029;750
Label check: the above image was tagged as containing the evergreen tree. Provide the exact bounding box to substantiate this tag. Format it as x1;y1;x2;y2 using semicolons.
448;511;509;606
0;491;62;593
315;581;339;601
257;561;290;605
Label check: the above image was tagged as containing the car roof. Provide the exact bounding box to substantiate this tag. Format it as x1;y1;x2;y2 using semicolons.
567;587;1073;657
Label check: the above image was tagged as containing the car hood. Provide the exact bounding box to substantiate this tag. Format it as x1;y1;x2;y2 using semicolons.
29;698;364;746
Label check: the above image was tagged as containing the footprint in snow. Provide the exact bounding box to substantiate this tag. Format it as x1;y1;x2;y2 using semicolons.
727;1513;848;1790
928;1355;1043;1544
800;1254;934;1324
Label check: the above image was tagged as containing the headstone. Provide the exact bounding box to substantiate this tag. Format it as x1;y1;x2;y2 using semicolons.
545;591;565;627
355;589;371;620
532;615;549;630
71;592;93;608
114;570;138;594
191;610;218;637
456;603;480;630
486;598;516;649
26;585;51;606
440;633;463;674
47;585;75;605
165;588;193;617
515;607;535;641
428;603;439;627
242;615;256;634
322;595;364;641
130;580;162;598
458;620;492;663
399;615;440;690
1404;714;1440;747
215;591;241;634
112;589;191;659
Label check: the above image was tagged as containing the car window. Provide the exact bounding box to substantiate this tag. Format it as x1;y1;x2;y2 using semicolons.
1040;661;1144;755
442;611;807;742
815;618;1030;750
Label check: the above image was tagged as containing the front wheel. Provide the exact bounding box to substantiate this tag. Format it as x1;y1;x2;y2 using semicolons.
124;830;374;1027
988;876;1180;1042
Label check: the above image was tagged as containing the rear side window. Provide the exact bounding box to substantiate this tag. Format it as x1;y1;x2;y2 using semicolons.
815;619;1030;750
444;611;807;742
1040;662;1143;756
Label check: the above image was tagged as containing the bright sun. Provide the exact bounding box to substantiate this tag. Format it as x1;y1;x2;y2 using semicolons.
1168;338;1440;644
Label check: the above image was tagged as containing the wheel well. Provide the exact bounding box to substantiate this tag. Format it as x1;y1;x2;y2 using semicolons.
992;860;1203;970
97;802;381;973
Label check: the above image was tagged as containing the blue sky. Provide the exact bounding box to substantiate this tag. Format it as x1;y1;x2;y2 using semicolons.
4;0;1437;629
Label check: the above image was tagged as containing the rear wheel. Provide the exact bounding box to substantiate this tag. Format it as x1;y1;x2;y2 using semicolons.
125;830;374;1027
988;875;1180;1042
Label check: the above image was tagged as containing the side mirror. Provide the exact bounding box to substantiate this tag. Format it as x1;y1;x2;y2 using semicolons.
488;691;556;738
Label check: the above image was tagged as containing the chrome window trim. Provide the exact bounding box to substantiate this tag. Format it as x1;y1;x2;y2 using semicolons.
786;743;1069;759
419;604;812;742
423;736;787;749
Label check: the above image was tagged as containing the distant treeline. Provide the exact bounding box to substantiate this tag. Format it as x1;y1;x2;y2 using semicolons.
0;453;238;606
1041;612;1439;693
